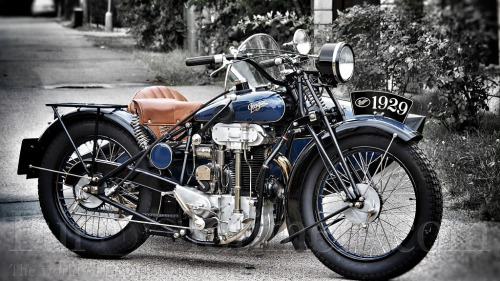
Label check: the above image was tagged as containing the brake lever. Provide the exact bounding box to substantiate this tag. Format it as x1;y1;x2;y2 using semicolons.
210;56;231;77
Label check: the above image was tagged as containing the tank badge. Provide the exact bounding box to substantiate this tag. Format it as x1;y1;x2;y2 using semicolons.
248;101;269;114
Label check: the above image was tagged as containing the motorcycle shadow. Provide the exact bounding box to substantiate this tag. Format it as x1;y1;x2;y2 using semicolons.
115;237;340;280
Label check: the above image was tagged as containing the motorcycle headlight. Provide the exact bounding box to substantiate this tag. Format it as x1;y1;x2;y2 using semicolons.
316;43;355;83
293;29;311;55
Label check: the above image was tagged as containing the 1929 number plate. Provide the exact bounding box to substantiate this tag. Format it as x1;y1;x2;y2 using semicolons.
350;91;413;123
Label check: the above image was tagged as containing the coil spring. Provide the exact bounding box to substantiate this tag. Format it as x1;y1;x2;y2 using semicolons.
304;86;327;111
131;114;150;150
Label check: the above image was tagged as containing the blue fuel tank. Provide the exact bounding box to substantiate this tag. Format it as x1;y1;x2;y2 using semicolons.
195;91;286;123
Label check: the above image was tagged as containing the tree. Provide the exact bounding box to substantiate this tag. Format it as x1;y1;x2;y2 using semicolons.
120;0;186;51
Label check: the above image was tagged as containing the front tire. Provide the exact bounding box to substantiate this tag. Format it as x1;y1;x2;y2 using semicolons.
300;134;442;280
38;121;151;258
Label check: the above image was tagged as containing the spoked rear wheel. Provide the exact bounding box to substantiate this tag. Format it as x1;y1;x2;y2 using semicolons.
301;134;442;280
39;121;151;258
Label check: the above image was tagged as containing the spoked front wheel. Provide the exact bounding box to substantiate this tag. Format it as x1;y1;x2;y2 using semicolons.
300;134;442;280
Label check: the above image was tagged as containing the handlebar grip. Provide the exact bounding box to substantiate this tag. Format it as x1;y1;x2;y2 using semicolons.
259;58;283;68
185;55;215;66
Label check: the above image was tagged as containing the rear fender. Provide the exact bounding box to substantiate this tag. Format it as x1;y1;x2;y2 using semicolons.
285;118;422;250
18;108;138;178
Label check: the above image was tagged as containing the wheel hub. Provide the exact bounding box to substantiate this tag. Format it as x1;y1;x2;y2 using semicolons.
74;177;103;209
344;183;381;226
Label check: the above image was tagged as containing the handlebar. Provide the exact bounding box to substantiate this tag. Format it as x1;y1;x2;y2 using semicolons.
185;53;285;68
185;53;287;87
186;54;238;66
185;54;254;66
259;58;283;68
185;55;216;66
185;54;239;66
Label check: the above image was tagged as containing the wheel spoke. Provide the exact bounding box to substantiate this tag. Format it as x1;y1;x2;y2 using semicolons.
324;179;340;195
383;203;416;212
334;221;356;242
382;178;412;202
362;225;369;254
54;134;139;239
378;217;410;239
378;217;392;249
325;217;345;228
347;224;355;250
315;144;418;259
371;222;387;254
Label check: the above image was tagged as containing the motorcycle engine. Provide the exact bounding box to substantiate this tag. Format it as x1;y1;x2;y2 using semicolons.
175;123;278;246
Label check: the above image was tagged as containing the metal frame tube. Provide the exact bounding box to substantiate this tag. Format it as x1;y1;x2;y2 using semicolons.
91;108;101;174
51;106;91;175
233;150;242;213
180;128;193;185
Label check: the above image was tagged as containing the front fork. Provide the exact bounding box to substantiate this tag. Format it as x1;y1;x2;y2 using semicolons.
296;74;361;202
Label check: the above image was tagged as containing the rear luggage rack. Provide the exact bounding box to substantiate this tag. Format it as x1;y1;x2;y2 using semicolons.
46;103;128;109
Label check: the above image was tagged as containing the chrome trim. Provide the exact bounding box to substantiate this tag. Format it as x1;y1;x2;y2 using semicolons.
214;54;224;63
332;43;343;83
273;154;292;184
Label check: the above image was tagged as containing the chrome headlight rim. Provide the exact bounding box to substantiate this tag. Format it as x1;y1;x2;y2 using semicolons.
317;42;355;83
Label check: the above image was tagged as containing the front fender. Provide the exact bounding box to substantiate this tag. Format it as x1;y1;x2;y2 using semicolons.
334;117;422;142
285;118;421;250
18;108;137;179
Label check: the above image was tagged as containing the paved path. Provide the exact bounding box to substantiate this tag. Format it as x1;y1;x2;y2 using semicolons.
0;17;222;203
0;17;499;281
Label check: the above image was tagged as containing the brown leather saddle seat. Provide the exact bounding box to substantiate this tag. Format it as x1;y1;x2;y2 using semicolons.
128;86;203;137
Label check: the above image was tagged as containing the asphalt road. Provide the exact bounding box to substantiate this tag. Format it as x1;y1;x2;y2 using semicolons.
0;17;499;281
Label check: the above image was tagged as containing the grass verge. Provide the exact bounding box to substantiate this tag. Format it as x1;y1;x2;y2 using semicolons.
421;116;500;221
86;34;216;86
133;49;216;86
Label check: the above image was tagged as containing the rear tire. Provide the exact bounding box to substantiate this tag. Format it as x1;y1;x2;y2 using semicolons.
300;134;442;280
38;121;151;258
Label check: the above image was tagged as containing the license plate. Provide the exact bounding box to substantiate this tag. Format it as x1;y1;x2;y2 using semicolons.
350;91;413;123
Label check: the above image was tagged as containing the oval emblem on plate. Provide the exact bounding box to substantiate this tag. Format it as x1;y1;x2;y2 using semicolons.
355;97;371;108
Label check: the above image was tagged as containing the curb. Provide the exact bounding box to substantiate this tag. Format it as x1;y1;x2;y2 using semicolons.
60;19;131;38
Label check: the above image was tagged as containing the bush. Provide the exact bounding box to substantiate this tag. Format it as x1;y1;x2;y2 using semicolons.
119;0;185;51
325;4;427;94
422;4;496;131
323;2;496;131
117;0;310;55
191;0;311;54
234;11;311;45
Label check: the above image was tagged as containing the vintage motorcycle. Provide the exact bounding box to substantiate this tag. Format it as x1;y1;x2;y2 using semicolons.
18;30;442;280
